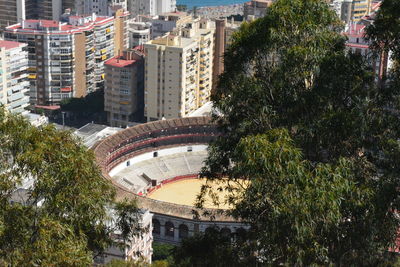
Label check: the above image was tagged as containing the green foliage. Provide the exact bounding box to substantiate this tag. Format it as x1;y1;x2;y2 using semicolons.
366;0;400;60
152;242;174;261
200;0;400;265
105;258;171;267
151;260;170;267
60;88;104;113
0;106;141;265
231;130;368;265
172;227;255;267
115;199;143;244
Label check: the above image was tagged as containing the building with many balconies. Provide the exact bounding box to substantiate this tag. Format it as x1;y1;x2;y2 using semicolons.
144;18;214;121
0;0;75;30
3;14;114;106
0;40;29;113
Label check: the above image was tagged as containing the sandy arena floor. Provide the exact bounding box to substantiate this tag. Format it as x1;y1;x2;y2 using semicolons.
148;178;235;209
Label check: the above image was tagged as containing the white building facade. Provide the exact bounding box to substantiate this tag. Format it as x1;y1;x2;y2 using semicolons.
128;21;151;47
128;0;176;18
0;40;29;114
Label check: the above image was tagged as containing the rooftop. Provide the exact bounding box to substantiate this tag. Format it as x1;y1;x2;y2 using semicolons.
5;16;113;34
74;123;123;148
0;40;24;50
26;19;59;28
105;56;137;68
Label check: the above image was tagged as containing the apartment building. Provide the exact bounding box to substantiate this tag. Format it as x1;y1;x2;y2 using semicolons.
333;0;373;23
345;21;391;82
74;0;127;17
144;19;214;121
351;0;372;21
0;40;29;113
147;12;192;39
128;0;176;18
104;50;144;127
0;0;73;29
128;21;151;47
113;9;129;55
243;0;273;20
4;14;114;106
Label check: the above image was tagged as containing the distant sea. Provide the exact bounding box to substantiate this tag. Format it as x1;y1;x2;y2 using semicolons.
177;0;245;9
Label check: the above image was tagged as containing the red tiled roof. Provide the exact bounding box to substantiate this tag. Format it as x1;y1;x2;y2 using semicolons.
0;40;23;50
105;56;137;68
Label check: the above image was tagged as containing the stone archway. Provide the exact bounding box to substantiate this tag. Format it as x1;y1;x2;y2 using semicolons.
152;219;161;235
179;224;189;239
165;221;175;237
220;227;231;238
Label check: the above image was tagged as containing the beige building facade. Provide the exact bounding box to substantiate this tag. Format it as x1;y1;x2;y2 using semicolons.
144;19;214;121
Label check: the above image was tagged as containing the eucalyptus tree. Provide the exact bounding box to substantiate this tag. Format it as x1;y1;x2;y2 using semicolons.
0;106;141;265
199;0;400;265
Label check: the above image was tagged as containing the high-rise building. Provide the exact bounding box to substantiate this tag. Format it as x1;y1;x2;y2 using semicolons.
334;0;373;23
128;21;151;48
113;9;130;55
4;14;114;106
146;12;192;39
128;0;176;18
351;0;372;22
0;40;29;113
243;0;273;20
144;19;214;121
74;0;127;16
96;210;153;265
0;0;74;30
104;49;144;127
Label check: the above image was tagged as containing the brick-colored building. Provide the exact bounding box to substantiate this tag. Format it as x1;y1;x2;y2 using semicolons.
104;49;144;127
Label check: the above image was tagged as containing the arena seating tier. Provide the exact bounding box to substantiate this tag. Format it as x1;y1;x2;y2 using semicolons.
112;151;208;193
